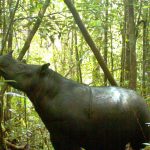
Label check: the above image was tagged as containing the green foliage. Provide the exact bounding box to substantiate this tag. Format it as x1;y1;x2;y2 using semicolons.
3;92;52;149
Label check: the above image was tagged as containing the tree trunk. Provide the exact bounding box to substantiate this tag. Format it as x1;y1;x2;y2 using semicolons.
4;0;14;124
0;85;7;150
147;42;150;97
64;0;118;86
144;5;150;97
142;1;149;97
127;0;137;90
0;0;2;28
142;20;146;96
110;25;114;77
123;0;130;87
75;30;82;83
0;0;19;54
147;8;150;97
104;0;108;86
120;2;126;86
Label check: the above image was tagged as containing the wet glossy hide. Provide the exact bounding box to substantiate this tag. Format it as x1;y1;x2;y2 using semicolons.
0;52;149;150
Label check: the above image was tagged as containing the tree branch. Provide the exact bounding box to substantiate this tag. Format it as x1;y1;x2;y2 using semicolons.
18;0;50;60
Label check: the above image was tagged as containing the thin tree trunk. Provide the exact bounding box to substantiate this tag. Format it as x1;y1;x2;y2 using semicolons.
120;2;126;86
0;0;20;54
110;1;114;78
0;0;2;28
124;0;130;87
4;93;11;123
143;4;150;97
104;0;108;86
70;30;74;78
75;30;82;83
142;20;147;96
71;0;82;82
147;44;150;96
141;1;149;96
0;85;7;150
147;8;150;96
120;34;125;87
4;0;14;124
64;0;117;86
110;25;114;77
125;36;130;85
127;0;137;90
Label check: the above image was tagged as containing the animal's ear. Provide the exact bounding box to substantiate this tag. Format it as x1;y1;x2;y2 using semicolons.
39;63;50;75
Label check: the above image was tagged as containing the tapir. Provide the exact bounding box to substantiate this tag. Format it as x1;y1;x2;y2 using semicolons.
0;51;149;150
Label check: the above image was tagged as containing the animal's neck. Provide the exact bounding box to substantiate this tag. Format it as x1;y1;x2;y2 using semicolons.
26;69;65;103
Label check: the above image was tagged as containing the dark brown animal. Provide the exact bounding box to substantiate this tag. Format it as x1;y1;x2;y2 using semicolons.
0;52;149;150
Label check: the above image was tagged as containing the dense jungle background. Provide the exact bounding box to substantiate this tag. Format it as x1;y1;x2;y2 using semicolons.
0;0;150;149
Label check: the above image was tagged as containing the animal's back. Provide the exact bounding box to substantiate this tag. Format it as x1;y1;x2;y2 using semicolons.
81;86;150;149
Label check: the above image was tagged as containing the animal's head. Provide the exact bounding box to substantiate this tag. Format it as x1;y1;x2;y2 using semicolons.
0;51;50;92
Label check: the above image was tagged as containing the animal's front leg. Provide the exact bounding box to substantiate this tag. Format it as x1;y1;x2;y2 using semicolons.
50;133;81;150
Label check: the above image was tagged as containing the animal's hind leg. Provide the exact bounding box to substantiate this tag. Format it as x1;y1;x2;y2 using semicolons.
50;133;81;150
